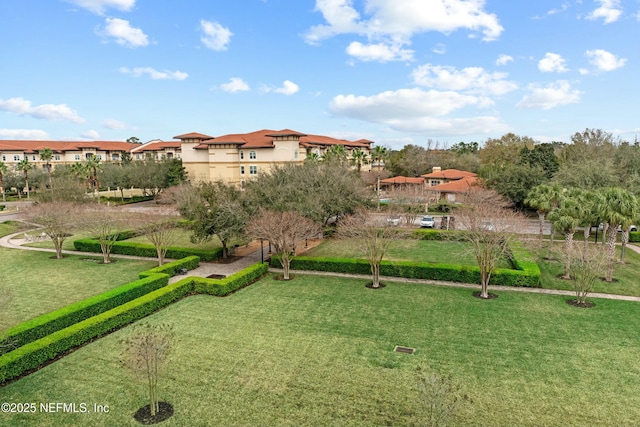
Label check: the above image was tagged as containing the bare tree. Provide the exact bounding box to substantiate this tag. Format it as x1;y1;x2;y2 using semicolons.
566;244;608;307
337;209;403;288
26;201;81;259
82;205;136;263
386;186;428;226
455;189;524;299
120;323;174;420
137;211;180;266
415;366;470;427
246;210;321;280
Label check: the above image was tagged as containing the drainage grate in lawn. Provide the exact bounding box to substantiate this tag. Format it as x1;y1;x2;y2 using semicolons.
394;345;415;354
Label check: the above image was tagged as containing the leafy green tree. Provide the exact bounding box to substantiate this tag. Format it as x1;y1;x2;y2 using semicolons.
0;162;7;202
525;183;565;256
350;148;369;172
548;193;582;279
450;141;479;155
323;144;348;164
479;133;535;172
126;136;141;144
85;154;101;192
16;158;33;199
39;147;54;185
596;187;637;282
371;145;388;171
483;163;547;209
519;143;560;179
304;152;320;163
178;181;248;259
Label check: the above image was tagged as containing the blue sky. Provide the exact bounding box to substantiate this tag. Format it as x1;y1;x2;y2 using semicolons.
0;0;638;148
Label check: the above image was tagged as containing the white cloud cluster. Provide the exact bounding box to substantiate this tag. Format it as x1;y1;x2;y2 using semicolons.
586;49;626;71
220;77;250;93
65;0;135;15
305;0;503;62
538;52;568;73
496;54;513;66
81;129;101;139
0;129;49;140
517;80;582;110
263;80;300;96
0;97;85;123
587;0;622;24
100;18;148;48
200;20;232;51
119;67;188;80
411;64;517;96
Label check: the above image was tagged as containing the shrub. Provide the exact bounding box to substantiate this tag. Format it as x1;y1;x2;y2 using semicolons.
0;274;169;356
630;231;640;243
193;263;269;296
74;238;223;261
138;256;200;278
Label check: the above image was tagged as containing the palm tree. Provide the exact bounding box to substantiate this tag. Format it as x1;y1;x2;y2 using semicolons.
596;187;637;282
305;152;320;163
323;145;348;164
85;155;101;193
39;147;54;185
548;194;582;279
350;148;369;172
17;158;33;200
0;161;7;202
525;183;565;258
371;145;388;171
574;189;601;260
618;195;639;263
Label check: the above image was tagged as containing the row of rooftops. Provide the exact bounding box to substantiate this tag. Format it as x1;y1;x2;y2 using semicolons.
0;129;374;155
380;168;479;193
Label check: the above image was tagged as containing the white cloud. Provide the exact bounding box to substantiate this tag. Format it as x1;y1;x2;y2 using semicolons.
305;0;503;62
496;54;513;66
220;77;250;93
411;64;517;96
81;129;101;139
432;43;446;55
0;129;49;140
0;97;85;123
119;67;188;80
585;49;626;71
517;80;582;110
265;80;300;96
100;18;148;48
200;20;232;51
103;119;126;130
538;52;569;72
587;0;622;24
345;41;413;62
64;0;135;15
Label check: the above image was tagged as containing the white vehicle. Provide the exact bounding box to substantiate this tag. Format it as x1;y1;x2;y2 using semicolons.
386;216;401;226
420;216;435;228
598;223;637;232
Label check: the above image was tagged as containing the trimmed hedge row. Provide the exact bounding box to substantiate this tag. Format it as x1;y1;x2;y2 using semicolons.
271;242;541;288
0;262;269;385
630;232;640;243
0;256;200;356
73;238;223;261
0;274;169;356
193;263;269;296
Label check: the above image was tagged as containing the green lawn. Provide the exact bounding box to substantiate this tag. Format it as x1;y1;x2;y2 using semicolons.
2;274;640;426
0;247;157;329
535;242;640;297
303;238;513;268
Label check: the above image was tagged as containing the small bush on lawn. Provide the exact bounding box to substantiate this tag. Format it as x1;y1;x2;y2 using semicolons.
630;231;640;243
139;256;200;278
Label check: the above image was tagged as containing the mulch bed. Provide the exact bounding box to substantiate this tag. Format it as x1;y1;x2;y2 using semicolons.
365;282;387;289
566;299;595;308
472;291;498;300
133;402;174;425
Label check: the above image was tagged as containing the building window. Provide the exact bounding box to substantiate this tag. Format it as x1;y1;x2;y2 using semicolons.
240;166;245;175
294;150;298;159
54;155;61;161
96;154;102;160
240;151;244;160
111;154;119;161
135;154;140;160
1;155;5;161
249;165;257;175
75;155;80;161
32;155;36;161
249;151;256;160
431;180;441;186
13;155;20;161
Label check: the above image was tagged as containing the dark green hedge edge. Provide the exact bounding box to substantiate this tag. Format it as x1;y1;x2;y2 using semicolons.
0;257;200;356
271;241;541;288
0;262;268;385
73;238;223;262
630;232;640;243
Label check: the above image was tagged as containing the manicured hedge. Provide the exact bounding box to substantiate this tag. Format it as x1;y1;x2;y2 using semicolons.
138;256;200;278
271;242;541;288
193;263;269;296
0;262;268;385
630;232;640;243
73;238;223;261
0;274;169;356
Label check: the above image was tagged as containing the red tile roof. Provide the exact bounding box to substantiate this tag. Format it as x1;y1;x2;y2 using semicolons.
0;140;138;153
181;129;372;150
427;176;479;193
421;169;477;179
172;132;214;140
131;140;181;152
380;176;425;185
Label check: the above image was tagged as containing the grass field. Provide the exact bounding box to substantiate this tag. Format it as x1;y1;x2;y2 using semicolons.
2;274;640;427
303;238;513;268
